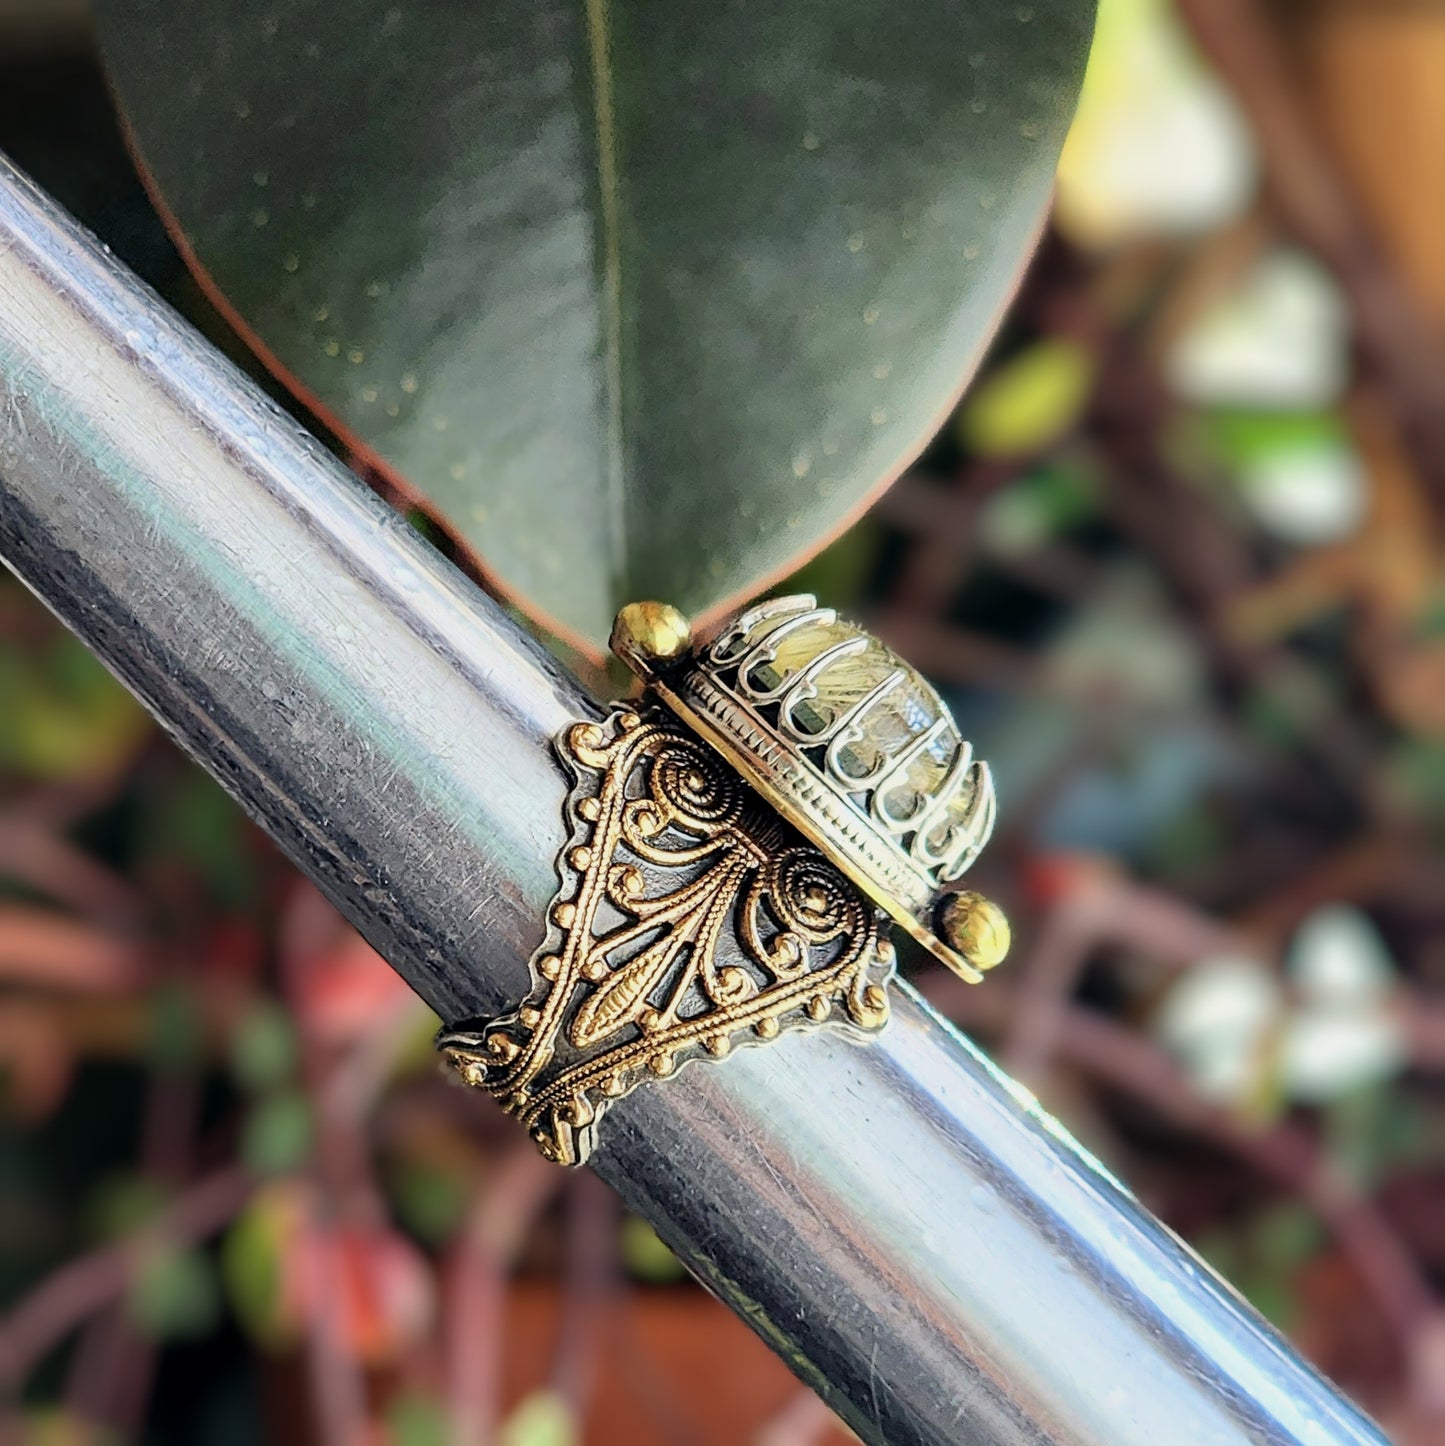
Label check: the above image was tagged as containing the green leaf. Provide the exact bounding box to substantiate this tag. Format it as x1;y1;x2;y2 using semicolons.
149;982;204;1074
386;1160;469;1246
1385;740;1445;822
1249;1203;1321;1274
222;1184;304;1348
151;770;255;908
230;1001;299;1093
1205;407;1348;467
387;1395;449;1446
95;0;1094;647
128;1246;221;1340
88;1174;167;1242
775;520;880;612
977;460;1099;553
0;635;150;779
241;1090;314;1175
1237;1271;1296;1333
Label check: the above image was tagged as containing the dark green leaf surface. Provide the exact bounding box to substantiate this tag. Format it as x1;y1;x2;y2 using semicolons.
97;0;1094;646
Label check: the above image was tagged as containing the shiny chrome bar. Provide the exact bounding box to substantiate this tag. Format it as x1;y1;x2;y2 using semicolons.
0;155;1388;1446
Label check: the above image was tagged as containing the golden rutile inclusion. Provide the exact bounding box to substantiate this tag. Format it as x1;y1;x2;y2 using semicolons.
731;616;956;828
699;597;997;906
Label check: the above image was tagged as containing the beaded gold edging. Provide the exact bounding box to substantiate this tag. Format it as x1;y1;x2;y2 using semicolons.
438;703;894;1166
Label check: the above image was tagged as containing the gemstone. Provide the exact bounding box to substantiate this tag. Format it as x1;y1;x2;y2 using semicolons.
824;662;949;786
876;739;956;826
737;617;959;791
684;597;994;912
920;776;989;876
746;619;862;693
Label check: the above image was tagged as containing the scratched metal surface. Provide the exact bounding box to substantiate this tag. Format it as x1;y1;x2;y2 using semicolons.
0;154;1388;1446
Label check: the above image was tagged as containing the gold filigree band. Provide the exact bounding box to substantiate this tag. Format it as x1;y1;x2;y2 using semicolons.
438;703;894;1165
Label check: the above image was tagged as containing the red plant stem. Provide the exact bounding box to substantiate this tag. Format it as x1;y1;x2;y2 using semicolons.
443;1143;562;1446
549;1172;618;1422
885;457;1037;619
323;998;434;1127
303;1217;371;1446
0;1165;252;1388
0;817;143;930
278;896;411;1443
64;1304;157;1436
64;1058;200;1433
1001;872;1253;1080
755;1388;839;1446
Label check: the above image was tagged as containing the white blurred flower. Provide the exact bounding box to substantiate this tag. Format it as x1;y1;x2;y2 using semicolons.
1282;905;1405;1103
1155;906;1404;1109
1281;1014;1403;1105
1291;903;1398;1005
1157;954;1278;1104
1239;441;1367;548
1056;0;1256;246
1167;251;1350;411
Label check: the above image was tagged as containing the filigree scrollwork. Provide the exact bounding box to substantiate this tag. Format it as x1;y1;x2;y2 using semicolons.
438;703;894;1165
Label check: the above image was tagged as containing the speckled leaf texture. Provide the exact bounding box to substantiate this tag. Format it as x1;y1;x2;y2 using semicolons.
96;0;1095;649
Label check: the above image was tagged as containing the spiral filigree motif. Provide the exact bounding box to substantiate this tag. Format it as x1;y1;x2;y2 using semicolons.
769;848;860;944
438;703;894;1165
651;739;743;828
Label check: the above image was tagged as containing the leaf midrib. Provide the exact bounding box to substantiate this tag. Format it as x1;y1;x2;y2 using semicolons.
582;0;629;607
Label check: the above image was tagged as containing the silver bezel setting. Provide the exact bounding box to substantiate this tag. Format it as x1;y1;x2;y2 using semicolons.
676;595;996;927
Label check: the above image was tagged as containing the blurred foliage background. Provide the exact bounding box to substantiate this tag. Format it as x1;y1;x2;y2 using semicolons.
3;0;1445;1442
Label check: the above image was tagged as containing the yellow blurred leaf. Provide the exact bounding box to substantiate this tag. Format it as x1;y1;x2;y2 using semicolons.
21;1408;106;1446
499;1391;578;1446
621;1214;686;1284
958;341;1095;458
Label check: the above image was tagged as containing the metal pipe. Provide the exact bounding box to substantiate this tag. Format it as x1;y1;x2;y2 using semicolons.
0;154;1387;1446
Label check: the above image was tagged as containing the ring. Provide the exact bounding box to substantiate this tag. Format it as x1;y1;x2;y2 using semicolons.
439;595;1008;1165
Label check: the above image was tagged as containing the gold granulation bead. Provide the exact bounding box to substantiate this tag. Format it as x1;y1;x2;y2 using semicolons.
610;601;692;669
938;891;1011;972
